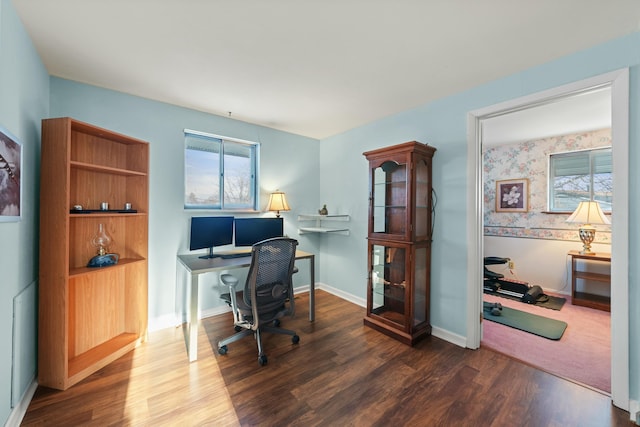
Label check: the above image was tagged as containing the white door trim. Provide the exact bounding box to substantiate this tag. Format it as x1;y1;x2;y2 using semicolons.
466;68;630;411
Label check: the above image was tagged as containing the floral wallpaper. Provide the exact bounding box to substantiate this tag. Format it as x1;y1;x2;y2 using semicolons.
483;128;612;243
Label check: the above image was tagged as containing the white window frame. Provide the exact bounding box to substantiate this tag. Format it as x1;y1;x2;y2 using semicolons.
184;129;260;211
548;146;612;213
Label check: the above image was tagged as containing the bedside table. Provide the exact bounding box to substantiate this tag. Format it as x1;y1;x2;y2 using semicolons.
568;250;611;312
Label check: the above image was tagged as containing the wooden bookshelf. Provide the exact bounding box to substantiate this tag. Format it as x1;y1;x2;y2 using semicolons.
39;117;149;390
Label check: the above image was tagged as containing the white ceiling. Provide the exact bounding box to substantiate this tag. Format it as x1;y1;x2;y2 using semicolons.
12;0;640;139
481;87;612;146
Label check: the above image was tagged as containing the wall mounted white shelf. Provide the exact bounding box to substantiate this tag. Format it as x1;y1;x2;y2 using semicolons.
298;214;350;235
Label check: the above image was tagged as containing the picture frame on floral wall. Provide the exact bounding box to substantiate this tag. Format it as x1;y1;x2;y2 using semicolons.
496;178;528;213
0;125;22;222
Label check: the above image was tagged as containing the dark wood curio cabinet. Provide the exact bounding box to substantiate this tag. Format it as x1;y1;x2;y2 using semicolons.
363;141;436;345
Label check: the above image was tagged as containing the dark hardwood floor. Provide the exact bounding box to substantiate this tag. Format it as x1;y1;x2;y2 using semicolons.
22;290;633;426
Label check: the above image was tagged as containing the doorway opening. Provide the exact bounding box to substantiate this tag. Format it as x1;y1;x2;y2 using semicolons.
466;69;629;410
480;87;612;392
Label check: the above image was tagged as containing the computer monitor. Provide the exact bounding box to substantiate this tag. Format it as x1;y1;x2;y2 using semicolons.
234;217;284;247
189;216;234;259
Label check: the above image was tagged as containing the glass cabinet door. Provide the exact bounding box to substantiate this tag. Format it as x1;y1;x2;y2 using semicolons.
369;242;407;328
412;245;428;327
371;160;408;239
414;158;431;242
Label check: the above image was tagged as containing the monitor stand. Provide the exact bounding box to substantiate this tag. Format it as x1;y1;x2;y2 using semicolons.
199;247;221;259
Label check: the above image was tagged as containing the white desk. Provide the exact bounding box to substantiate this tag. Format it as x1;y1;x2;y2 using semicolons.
176;250;315;362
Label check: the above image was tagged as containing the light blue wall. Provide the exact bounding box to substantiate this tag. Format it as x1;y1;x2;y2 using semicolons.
49;78;321;328
0;0;48;424
319;32;640;401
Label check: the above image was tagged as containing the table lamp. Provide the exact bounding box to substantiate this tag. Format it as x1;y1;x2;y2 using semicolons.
266;190;290;218
566;201;610;255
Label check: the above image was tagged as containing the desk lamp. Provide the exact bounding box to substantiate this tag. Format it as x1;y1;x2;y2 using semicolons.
566;201;610;255
266;190;290;218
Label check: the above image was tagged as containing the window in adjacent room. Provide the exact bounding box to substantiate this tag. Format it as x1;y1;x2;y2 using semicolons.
184;129;259;210
548;147;612;212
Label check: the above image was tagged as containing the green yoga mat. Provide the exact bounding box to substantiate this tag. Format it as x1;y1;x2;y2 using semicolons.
484;305;567;340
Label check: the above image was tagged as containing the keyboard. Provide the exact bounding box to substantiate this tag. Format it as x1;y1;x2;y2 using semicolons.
220;252;252;259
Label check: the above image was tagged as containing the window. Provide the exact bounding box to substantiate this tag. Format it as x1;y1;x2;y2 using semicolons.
184;130;259;210
548;147;612;212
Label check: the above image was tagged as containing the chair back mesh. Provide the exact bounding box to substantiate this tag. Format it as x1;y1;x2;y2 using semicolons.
244;238;298;316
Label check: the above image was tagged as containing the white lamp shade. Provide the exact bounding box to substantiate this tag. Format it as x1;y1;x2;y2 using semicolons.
566;201;611;225
266;190;290;213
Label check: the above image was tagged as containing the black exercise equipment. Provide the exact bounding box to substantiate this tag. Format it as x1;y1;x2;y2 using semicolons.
484;256;536;300
522;285;548;304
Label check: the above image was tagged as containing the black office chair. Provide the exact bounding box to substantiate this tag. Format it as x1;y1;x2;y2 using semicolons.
217;237;300;365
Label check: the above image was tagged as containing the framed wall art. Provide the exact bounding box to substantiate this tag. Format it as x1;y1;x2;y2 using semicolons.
0;125;22;222
496;178;528;213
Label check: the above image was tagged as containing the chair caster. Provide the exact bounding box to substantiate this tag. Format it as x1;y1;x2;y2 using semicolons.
258;354;268;366
234;325;242;332
218;345;228;355
273;319;281;327
292;335;300;344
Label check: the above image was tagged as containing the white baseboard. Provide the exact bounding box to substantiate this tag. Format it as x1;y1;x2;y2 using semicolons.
315;283;467;349
200;305;232;319
149;304;232;332
432;326;467;348
148;313;180;332
151;282;465;349
153;285;316;331
316;282;366;307
629;399;640;424
6;379;37;427
293;284;310;295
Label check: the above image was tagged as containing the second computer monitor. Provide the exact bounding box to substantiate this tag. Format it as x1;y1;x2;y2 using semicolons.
234;217;284;247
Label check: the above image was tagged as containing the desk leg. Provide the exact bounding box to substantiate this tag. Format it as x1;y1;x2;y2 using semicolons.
309;255;315;322
188;273;199;362
175;259;181;327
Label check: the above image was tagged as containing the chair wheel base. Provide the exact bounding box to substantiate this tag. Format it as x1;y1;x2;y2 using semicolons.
292;335;300;344
218;345;228;355
258;354;268;366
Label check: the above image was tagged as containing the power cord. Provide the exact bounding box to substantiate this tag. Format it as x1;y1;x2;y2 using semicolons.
431;188;438;238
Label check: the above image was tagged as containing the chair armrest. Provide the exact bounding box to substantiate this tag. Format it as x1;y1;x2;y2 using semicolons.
221;273;243;324
220;273;240;288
